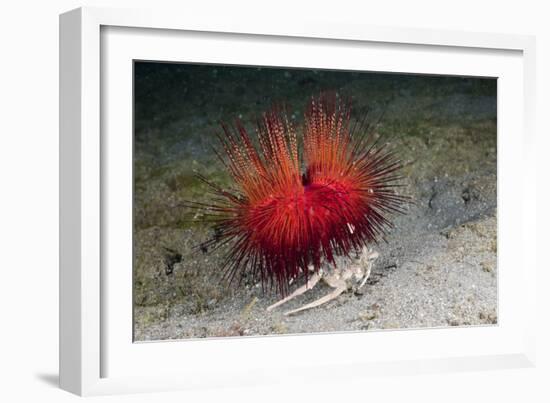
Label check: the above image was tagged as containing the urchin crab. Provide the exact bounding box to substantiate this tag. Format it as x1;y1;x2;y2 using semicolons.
191;93;406;312
266;246;379;315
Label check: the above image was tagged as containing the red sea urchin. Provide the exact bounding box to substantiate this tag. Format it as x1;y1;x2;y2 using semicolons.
196;93;407;295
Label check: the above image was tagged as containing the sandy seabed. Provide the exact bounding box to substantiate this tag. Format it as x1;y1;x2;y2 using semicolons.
132;64;497;341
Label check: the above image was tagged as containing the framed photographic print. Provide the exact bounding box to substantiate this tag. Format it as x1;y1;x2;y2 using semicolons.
59;6;537;396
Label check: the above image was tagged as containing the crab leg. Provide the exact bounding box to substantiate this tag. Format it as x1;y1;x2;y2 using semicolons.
283;285;347;316
357;250;378;289
266;272;321;312
357;263;373;290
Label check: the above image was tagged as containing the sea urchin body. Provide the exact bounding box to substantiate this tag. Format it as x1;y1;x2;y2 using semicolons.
198;94;407;295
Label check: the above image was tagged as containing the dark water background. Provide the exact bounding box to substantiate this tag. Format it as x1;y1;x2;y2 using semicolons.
134;62;496;163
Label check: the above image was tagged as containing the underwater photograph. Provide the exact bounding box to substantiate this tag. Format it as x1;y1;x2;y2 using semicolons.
133;62;497;341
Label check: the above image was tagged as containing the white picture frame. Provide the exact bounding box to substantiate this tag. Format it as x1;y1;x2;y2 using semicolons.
59;6;537;396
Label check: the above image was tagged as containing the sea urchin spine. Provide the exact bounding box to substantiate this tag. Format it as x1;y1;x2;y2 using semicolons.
197;93;407;295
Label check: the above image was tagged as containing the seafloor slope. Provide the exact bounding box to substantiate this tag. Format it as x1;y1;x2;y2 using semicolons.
133;64;497;340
